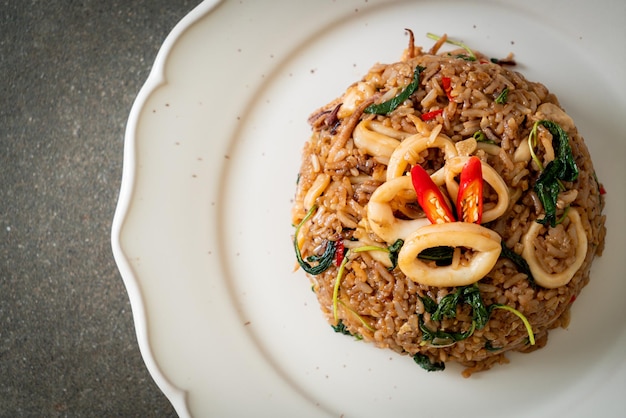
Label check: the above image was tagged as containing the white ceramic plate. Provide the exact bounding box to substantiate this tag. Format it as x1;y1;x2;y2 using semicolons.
111;0;626;416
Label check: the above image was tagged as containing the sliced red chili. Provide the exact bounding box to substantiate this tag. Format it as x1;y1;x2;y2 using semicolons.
441;77;454;101
410;165;455;224
456;156;483;224
420;109;443;121
334;240;345;267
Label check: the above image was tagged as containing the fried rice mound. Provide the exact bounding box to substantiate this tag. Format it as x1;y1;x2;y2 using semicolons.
291;32;606;376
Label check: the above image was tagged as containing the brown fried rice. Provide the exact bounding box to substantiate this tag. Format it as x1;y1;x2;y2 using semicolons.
291;32;606;377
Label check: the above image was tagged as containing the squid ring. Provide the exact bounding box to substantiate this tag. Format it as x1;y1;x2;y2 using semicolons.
386;126;458;181
521;208;588;289
398;222;502;287
367;175;430;244
444;156;510;223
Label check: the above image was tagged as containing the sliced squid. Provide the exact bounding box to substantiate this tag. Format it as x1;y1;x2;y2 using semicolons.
303;173;330;210
398;222;502;287
352;120;405;164
521;208;588;289
386;125;458;181
444;156;510;223
366;175;430;243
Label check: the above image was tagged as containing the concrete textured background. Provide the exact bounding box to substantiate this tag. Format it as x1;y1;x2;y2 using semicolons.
1;1;201;415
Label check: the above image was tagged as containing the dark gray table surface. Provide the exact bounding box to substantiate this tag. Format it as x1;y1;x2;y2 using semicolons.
1;1;202;416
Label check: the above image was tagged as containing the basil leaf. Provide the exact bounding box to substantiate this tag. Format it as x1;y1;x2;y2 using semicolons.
331;319;352;335
430;287;463;321
293;205;337;275
546;120;579;183
419;314;474;344
300;240;336;275
387;238;404;270
534;163;563;226
413;353;445;372
533;120;579;227
419;294;438;314
463;284;489;330
422;284;488;345
364;65;424;115
418;246;454;266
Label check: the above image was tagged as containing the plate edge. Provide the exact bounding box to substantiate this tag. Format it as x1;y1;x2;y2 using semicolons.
110;1;224;416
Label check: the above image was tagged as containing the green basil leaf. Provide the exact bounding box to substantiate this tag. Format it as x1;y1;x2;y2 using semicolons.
532;120;579;227
463;284;489;330
418;246;454;266
430;287;463;321
413;353;445;372
387;238;404;270
364;65;424;115
293;205;337;275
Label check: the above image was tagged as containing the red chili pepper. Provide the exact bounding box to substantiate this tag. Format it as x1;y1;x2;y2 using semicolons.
456;156;483;224
410;165;455;224
599;185;607;195
334;240;345;267
420;109;443;121
441;77;454;101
